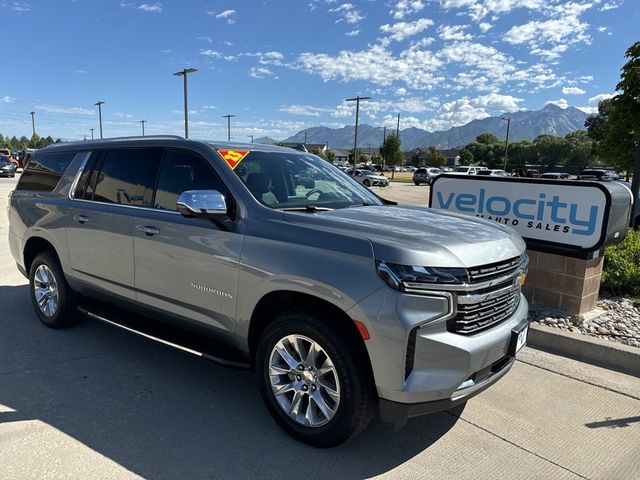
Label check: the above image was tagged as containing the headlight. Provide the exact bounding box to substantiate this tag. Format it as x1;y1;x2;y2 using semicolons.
376;261;468;292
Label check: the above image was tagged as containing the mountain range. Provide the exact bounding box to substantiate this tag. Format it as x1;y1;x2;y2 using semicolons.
279;104;589;151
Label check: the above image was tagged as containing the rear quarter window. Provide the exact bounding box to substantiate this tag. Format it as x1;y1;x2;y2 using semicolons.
16;151;78;191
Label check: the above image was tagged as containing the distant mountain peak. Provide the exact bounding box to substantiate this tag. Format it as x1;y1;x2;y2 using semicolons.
283;105;588;150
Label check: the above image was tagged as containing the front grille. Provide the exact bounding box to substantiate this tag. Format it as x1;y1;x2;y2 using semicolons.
467;255;523;283
448;285;521;335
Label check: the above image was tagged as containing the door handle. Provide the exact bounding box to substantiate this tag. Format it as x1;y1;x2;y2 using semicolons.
73;214;89;224
137;225;160;236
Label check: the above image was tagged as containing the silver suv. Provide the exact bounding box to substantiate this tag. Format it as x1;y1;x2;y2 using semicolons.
8;137;529;447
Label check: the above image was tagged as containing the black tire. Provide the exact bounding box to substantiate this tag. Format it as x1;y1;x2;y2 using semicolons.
414;181;420;185
363;179;371;187
256;311;376;447
29;251;78;328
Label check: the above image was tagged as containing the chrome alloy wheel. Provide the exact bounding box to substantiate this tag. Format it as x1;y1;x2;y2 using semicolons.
269;334;341;427
33;265;59;317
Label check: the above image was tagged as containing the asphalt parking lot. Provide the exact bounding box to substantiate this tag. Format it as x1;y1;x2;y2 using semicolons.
1;175;639;480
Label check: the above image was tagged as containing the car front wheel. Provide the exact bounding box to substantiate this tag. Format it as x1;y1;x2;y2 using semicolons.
256;311;376;447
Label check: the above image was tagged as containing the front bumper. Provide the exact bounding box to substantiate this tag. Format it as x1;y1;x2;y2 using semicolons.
348;287;529;420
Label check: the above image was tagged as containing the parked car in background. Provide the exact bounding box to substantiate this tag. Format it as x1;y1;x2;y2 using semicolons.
450;166;482;175
0;148;19;167
0;155;17;177
541;172;571;180
413;167;442;185
346;168;389;187
476;169;509;177
577;169;618;181
512;168;541;178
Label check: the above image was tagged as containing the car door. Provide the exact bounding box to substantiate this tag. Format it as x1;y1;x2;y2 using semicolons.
132;148;244;340
66;148;162;300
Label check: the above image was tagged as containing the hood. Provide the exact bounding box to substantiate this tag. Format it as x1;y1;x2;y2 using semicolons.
284;205;525;268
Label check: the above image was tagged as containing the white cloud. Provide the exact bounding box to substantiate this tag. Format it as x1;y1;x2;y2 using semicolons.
345;29;360;36
441;0;546;22
545;98;569;109
329;3;364;24
2;1;31;12
395;87;407;96
478;22;492;32
562;86;586;95
137;3;162;13
438;24;472;41
36;104;95;116
588;93;614;104
74;69;87;74
200;49;221;58
279;105;330;116
196;36;213;43
390;0;425;20
600;2;621;11
212;9;236;24
1;95;15;103
597;26;608;33
380;18;434;42
250;66;276;79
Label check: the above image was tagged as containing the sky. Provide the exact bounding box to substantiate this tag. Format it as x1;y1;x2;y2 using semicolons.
0;0;637;142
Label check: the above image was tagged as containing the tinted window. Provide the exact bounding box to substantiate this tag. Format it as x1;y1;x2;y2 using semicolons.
17;151;77;191
85;149;161;207
154;149;227;211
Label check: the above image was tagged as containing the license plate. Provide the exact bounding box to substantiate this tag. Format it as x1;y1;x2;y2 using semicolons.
508;325;528;356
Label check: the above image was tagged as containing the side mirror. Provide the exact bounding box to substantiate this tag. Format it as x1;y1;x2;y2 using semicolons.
177;190;227;218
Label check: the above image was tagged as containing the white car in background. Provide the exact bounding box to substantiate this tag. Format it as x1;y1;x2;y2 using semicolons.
346;168;389;187
449;166;482;175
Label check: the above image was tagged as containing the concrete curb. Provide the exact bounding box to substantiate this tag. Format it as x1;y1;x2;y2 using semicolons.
528;323;640;377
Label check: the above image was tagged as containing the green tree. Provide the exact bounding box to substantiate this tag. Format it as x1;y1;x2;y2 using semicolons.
379;134;403;178
457;148;473;165
476;133;500;145
325;150;335;163
427;146;447;167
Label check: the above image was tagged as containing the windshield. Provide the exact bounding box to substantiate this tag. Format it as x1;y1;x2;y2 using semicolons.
453;167;469;172
232;151;383;210
0;156;11;166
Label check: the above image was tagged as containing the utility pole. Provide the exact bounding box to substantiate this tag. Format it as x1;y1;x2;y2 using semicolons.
502;116;511;170
140;120;146;136
222;114;235;141
382;126;387;171
173;68;198;139
90;128;94;140
248;135;254;143
94;101;105;139
396;113;400;137
345;95;371;170
29;111;36;136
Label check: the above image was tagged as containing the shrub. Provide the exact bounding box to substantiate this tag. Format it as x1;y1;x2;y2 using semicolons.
601;228;640;297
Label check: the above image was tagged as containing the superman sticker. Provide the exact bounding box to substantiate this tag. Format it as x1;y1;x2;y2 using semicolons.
218;150;249;169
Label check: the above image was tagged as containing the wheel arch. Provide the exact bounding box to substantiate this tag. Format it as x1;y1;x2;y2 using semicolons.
23;236;61;274
247;291;373;375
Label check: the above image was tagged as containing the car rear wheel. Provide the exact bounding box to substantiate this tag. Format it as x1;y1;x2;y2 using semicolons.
256;311;376;447
363;179;371;187
29;252;78;328
414;181;420;185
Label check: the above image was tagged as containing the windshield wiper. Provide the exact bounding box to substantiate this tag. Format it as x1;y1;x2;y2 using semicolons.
280;206;333;212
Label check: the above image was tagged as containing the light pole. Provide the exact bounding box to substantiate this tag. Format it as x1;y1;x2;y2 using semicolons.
90;128;94;140
140;120;146;136
501;116;511;170
382;126;387;171
173;68;198;139
29;111;36;136
396;113;400;138
94;101;105;139
248;135;254;143
345;95;371;170
222;114;235;141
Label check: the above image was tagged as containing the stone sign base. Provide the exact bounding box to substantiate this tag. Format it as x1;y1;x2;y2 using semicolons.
522;250;603;317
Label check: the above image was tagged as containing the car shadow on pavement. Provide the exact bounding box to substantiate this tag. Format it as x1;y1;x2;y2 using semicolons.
0;284;463;479
585;416;640;429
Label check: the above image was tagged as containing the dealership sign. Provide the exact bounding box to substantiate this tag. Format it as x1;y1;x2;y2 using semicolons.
429;175;616;257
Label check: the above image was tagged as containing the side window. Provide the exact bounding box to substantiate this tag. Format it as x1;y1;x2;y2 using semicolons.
154;149;228;211
16;151;77;192
85;149;161;207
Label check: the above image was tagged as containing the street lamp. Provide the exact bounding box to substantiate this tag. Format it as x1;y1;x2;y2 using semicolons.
90;128;95;140
501;116;511;170
94;101;105;139
29;111;36;136
345;95;371;170
248;135;254;143
140;120;147;137
173;68;198;139
222;114;235;141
